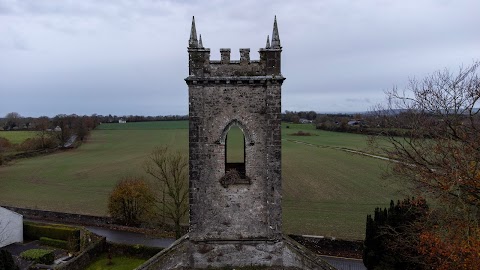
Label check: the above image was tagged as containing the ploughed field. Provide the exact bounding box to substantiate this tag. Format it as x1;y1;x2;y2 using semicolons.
0;121;407;240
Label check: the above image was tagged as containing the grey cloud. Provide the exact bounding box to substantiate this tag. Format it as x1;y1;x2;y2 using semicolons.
346;98;371;104
1;0;479;116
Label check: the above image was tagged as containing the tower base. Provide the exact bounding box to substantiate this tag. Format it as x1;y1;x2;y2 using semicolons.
137;234;336;270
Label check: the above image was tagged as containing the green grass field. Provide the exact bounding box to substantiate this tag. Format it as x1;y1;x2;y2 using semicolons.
96;121;188;130
85;254;146;270
0;131;36;144
226;126;245;163
0;121;407;240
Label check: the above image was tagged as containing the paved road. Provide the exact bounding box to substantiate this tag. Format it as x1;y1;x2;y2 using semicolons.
85;226;175;248
320;255;366;270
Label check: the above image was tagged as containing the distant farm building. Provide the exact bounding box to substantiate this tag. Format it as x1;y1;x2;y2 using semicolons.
119;119;127;124
0;207;23;248
299;118;313;124
348;120;361;126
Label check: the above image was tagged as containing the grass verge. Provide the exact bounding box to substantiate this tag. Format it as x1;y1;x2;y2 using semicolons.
84;254;146;270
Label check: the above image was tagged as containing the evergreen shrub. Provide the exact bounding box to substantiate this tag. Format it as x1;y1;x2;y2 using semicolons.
40;237;68;250
0;250;18;270
23;222;80;242
20;249;54;264
363;198;428;270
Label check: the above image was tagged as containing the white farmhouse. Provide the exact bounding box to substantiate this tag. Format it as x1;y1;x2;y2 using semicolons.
119;119;127;124
0;207;23;247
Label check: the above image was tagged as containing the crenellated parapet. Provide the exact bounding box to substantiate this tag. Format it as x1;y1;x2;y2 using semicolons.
186;16;284;82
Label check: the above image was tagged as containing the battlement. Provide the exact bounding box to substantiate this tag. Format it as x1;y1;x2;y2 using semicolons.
187;17;282;79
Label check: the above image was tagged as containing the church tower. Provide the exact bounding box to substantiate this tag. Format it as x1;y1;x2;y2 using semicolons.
186;15;284;242
138;17;334;270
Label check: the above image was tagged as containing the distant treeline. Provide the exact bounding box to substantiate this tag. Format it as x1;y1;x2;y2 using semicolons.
281;110;474;138
101;114;188;123
0;113;189;131
0;113;189;165
282;110;320;122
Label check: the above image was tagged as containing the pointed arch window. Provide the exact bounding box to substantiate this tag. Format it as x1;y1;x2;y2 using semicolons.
225;125;246;177
218;120;253;187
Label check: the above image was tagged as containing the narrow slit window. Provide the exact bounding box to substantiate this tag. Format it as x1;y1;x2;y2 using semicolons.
225;125;245;178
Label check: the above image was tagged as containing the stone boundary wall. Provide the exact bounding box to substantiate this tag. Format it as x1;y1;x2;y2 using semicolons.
108;243;163;259
289;235;363;259
55;233;106;270
1;206;114;227
1;206;186;238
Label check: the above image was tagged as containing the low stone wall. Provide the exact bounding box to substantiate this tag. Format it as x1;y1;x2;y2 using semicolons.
289;235;363;259
2;206;113;227
56;232;106;270
1;206;186;237
108;243;163;259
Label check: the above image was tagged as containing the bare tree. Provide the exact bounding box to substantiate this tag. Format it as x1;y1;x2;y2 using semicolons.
144;146;189;239
0;137;10;165
52;114;73;148
4;112;21;130
374;62;480;210
34;116;51;149
370;61;480;269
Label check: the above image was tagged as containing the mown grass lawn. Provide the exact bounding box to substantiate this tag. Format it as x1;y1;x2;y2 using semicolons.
85;254;146;270
0;121;407;240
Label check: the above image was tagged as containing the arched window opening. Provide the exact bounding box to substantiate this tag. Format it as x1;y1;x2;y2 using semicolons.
225;125;246;178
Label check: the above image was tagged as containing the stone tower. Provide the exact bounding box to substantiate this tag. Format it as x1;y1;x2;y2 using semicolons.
186;16;284;242
138;17;334;270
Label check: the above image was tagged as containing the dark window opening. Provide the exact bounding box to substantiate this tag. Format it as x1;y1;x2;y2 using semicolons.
225;125;246;178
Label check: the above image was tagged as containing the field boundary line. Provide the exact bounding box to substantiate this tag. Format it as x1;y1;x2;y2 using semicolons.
319;254;364;261
284;139;399;163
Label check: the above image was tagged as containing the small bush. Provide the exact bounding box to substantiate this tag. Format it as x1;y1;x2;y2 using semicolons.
0;250;18;270
0;137;11;148
20;249;54;265
290;130;314;136
16;137;57;151
40;237;68;250
108;176;155;226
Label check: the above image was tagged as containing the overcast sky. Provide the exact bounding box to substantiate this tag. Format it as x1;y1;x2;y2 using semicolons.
0;0;479;117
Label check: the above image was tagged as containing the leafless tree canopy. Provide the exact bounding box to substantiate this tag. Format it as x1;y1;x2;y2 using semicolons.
144;146;189;238
372;61;480;227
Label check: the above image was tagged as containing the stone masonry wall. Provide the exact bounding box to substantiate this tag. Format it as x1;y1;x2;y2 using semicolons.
188;81;282;241
188;48;281;78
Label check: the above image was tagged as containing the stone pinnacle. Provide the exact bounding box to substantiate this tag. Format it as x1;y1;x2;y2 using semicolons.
271;16;281;49
189;16;198;48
